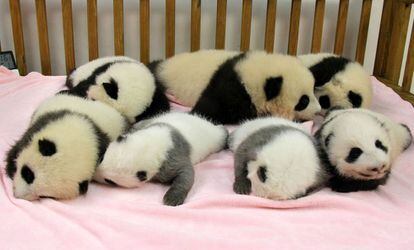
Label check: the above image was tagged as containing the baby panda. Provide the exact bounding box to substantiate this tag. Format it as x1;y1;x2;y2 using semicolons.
5;94;129;201
228;117;325;200
315;108;413;192
94;112;228;206
298;53;372;113
66;56;170;123
150;50;321;124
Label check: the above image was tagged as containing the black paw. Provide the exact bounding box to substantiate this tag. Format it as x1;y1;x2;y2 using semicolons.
233;179;251;195
163;191;187;206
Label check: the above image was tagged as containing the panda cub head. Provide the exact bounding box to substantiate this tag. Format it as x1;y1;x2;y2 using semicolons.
299;53;372;114
316;108;412;192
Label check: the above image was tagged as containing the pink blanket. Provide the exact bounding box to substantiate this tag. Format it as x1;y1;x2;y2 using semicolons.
1;66;413;249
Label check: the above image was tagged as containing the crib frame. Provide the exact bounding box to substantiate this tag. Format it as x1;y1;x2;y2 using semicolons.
3;0;414;104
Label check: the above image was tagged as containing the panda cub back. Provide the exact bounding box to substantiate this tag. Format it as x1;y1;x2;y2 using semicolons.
230;117;324;200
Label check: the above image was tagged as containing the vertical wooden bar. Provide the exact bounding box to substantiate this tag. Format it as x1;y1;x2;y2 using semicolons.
311;0;325;53
240;0;252;52
62;0;75;74
35;0;51;75
165;0;175;58
374;0;392;76
333;0;349;55
191;0;201;52
355;0;372;64
288;0;301;55
9;0;26;75
113;0;124;55
215;0;227;49
402;23;414;92
140;0;150;64
87;0;99;60
264;0;277;53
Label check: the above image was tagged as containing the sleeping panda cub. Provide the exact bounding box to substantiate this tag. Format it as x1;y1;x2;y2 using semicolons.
228;117;325;200
6;94;129;201
151;50;321;124
94;112;228;206
298;53;372;113
66;56;170;123
315;108;413;192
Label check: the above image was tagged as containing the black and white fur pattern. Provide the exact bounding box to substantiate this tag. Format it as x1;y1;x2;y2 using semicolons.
5;94;129;201
229;117;324;200
66;56;170;123
298;53;372;113
94;112;228;206
151;50;321;124
315;108;413;192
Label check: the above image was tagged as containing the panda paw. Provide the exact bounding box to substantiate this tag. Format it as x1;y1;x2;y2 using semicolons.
163;191;186;206
233;179;252;195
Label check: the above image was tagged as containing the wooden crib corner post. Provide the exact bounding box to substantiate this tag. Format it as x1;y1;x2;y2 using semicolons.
9;0;27;75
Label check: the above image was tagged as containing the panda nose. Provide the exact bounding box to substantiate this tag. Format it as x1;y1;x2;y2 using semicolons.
368;165;386;172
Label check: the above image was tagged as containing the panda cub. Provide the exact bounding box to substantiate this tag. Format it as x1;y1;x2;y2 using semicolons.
229;117;324;200
315;108;413;192
66;56;170;123
298;53;372;113
6;94;129;201
94;112;228;206
151;50;321;124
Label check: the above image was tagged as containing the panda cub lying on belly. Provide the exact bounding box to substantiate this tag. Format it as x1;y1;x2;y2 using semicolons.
94;112;228;206
315;108;413;192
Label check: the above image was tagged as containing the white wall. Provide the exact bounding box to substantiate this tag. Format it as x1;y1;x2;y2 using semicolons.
0;0;403;82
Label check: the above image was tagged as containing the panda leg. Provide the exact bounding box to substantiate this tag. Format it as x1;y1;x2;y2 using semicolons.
163;164;194;206
233;156;251;195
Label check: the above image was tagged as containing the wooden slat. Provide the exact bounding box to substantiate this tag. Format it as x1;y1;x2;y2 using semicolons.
240;0;252;52
378;77;414;104
9;0;26;75
35;0;51;75
311;0;325;53
191;0;201;52
264;0;277;53
373;0;392;76
61;0;75;74
87;0;99;60
355;0;372;64
402;23;414;92
215;0;227;49
333;0;349;55
113;0;124;55
165;0;175;58
288;0;301;55
140;0;150;64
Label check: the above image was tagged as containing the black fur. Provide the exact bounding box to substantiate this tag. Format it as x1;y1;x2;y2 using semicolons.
104;178;119;186
21;165;35;184
102;79;119;100
375;140;388;153
325;133;333;147
134;79;170;122
191;53;258;124
136;171;148;181
294;95;310;111
78;180;89;195
116;134;127;142
319;95;331;109
345;147;363;163
308;56;350;87
400;123;413;150
348;91;362;108
264;77;283;101
38;139;56;156
257;166;267;183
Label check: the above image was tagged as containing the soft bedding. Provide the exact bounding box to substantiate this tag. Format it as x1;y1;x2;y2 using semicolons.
0;66;413;249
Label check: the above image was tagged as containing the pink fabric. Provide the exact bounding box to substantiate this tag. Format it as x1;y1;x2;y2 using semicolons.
0;66;413;249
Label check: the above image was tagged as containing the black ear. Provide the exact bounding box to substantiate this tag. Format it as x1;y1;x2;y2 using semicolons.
136;171;148;181
78;180;89;195
102;79;118;100
264;77;283;101
38;139;56;156
400;123;413;150
257;166;267;183
348;91;362;108
319;95;331;109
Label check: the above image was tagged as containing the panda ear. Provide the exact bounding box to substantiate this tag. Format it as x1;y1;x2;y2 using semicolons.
38;139;56;156
264;76;283;101
348;91;362;108
102;79;118;100
78;180;89;195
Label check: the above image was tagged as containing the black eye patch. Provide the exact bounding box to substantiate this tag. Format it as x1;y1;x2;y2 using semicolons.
104;178;119;186
348;91;362;108
116;135;127;142
102;79;119;100
345;147;363;163
78;180;89;195
21;165;35;184
38;139;56;156
136;171;147;181
257;166;267;183
294;95;310;111
264;76;283;101
319;95;331;109
375;140;388;153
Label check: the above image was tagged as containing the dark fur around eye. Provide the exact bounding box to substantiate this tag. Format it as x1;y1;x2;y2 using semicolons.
38;139;56;156
78;180;89;195
375;140;388;153
294;95;310;111
102;79;119;100
264;76;283;101
345;147;363;163
257;166;267;183
136;171;148;181
319;95;331;109
348;91;362;108
21;165;35;184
